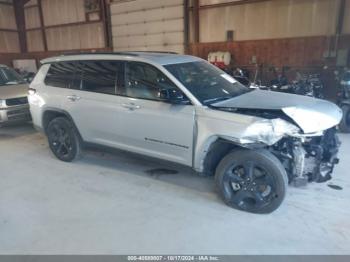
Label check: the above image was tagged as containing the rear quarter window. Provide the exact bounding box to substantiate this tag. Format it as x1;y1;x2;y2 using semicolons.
44;62;76;88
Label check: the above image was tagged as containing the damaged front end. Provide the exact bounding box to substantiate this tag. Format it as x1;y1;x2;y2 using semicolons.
270;127;340;186
237;118;341;186
210;107;341;187
210;90;343;187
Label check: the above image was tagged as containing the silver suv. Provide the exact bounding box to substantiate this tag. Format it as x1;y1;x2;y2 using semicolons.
29;52;342;213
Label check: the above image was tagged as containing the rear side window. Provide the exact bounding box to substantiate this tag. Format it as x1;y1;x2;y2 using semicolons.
44;62;75;88
73;60;122;95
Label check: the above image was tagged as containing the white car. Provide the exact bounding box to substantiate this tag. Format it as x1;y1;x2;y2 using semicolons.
28;52;342;213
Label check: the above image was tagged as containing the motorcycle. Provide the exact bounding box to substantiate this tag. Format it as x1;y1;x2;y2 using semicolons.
269;66;324;98
336;68;350;133
232;67;251;87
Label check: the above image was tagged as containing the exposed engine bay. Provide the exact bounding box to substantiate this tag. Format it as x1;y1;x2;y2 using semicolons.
270;127;340;186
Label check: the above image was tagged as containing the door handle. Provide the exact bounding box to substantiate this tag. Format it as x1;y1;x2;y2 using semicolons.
121;103;141;110
67;95;81;102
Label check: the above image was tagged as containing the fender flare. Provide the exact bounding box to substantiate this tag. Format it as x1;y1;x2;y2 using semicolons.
42;107;83;141
194;135;265;173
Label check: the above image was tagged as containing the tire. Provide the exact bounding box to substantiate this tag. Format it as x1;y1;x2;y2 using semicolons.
47;117;82;162
215;149;288;214
339;104;350;133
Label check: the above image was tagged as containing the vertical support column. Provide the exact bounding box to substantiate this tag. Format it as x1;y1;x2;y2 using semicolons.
193;0;200;43
37;0;48;51
184;0;189;54
13;0;27;53
100;0;112;49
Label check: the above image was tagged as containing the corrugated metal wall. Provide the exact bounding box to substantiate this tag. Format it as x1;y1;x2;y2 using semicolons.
192;0;349;43
110;0;185;53
24;0;105;52
0;1;20;53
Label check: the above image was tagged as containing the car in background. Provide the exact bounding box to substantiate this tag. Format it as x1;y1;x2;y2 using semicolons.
0;64;31;126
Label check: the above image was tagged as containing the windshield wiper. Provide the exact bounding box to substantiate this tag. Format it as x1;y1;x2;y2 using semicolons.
5;81;20;85
203;96;232;105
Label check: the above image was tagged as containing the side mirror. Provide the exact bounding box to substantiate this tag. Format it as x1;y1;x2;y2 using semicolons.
159;88;191;105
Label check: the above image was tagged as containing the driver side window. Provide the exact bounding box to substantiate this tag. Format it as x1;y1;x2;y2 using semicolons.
121;62;178;101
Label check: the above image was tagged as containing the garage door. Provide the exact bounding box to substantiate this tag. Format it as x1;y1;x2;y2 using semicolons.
110;0;185;54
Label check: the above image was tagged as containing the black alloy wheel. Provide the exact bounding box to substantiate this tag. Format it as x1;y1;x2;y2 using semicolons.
215;149;288;214
47;117;81;162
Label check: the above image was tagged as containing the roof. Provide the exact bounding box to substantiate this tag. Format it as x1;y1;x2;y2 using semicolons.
40;52;202;66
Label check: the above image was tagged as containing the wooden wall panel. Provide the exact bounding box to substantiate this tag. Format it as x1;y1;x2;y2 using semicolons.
0;4;17;30
45;22;105;51
41;0;86;26
0;31;20;53
188;35;350;68
26;29;44;52
25;7;41;29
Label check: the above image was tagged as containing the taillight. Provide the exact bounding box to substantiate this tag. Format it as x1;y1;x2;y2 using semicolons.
28;88;36;95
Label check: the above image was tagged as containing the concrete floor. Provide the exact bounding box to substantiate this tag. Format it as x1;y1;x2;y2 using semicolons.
0;123;349;255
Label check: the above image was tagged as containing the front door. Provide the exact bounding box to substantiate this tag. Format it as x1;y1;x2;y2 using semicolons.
115;62;195;166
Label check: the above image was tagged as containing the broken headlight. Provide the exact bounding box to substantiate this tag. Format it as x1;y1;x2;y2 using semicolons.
240;118;301;145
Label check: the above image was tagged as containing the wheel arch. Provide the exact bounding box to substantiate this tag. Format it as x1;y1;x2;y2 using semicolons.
42;108;83;140
196;135;264;176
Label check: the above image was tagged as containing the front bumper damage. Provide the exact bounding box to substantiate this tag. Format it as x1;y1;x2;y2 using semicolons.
270;127;340;187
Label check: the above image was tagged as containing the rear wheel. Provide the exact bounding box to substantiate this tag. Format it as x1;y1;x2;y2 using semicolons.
215;149;288;214
47;117;82;162
339;104;350;133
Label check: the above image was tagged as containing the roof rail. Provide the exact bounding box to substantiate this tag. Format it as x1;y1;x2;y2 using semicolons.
128;51;179;54
60;51;140;57
59;51;178;57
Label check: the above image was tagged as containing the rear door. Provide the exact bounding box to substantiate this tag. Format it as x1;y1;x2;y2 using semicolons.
61;60;123;144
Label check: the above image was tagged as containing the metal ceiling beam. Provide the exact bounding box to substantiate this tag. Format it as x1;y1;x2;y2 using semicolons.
188;0;270;10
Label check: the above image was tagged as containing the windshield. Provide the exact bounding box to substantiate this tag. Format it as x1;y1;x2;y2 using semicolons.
164;61;250;105
0;67;26;86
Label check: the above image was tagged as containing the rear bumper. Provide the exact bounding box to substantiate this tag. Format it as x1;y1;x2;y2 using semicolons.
0;104;32;125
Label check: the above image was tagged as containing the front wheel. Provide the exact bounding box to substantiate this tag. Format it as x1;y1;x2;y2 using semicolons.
215;149;288;214
339;104;350;133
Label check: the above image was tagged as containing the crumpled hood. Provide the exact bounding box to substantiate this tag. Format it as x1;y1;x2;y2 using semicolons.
212;89;343;134
0;84;29;100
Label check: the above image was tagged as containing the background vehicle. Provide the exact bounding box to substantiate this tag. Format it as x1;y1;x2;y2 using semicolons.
0;64;31;126
336;68;350;132
29;52;342;214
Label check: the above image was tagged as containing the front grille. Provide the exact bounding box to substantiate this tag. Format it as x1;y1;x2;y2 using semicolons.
6;107;31;121
5;97;28;106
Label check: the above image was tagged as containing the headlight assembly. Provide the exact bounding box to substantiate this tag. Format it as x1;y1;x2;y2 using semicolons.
240;118;301;145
